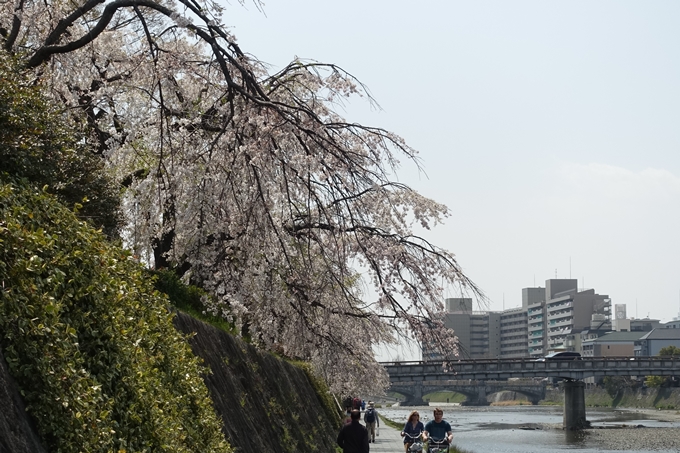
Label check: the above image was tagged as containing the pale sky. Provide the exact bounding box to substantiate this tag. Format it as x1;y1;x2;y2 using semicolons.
224;1;680;358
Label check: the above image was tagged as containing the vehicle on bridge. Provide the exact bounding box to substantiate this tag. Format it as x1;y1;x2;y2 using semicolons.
534;351;582;362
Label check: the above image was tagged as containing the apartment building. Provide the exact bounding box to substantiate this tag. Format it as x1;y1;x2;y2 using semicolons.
510;280;611;358
423;281;612;361
499;307;528;358
424;298;501;360
526;286;547;357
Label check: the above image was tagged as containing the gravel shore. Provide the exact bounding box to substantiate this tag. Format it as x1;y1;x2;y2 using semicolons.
540;409;680;451
585;426;680;451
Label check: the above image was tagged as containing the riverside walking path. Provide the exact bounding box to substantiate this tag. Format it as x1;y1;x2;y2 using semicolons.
366;417;403;453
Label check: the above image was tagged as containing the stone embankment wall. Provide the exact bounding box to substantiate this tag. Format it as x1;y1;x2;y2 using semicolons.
0;349;48;453
543;387;680;409
173;312;340;453
0;312;340;453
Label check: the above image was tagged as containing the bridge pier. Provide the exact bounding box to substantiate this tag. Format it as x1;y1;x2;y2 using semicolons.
476;382;488;406
563;380;588;430
405;382;426;406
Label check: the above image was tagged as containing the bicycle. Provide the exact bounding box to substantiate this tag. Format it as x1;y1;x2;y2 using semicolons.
426;437;450;453
403;431;423;452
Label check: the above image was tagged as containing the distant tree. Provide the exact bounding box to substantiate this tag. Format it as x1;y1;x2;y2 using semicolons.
645;375;667;388
603;376;638;397
643;346;680;388
658;346;680;356
0;0;481;393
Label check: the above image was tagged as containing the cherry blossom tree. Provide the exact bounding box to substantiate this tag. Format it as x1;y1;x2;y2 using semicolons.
0;0;482;394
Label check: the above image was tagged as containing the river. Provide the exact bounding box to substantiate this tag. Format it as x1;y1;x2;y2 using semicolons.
379;404;680;453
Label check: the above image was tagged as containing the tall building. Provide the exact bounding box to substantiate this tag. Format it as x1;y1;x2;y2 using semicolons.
445;297;500;360
423;280;612;361
544;280;611;352
499;307;528;358
425;298;500;360
446;298;472;313
525;285;547;357
525;279;612;358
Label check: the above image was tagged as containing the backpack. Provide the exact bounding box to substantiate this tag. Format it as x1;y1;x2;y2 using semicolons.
365;408;376;423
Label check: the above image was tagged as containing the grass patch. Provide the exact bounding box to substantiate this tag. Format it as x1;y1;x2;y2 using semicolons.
388;391;406;401
379;413;403;430
490;400;529;406
423;391;466;404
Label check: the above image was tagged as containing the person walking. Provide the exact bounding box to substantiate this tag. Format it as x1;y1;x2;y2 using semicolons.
352;396;362;412
423;407;453;446
337;409;369;453
363;401;379;443
401;410;424;452
343;395;353;414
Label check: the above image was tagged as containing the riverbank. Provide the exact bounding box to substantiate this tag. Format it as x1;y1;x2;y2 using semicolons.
586;426;680;451
574;408;680;452
384;397;680;452
531;408;680;451
541;386;680;410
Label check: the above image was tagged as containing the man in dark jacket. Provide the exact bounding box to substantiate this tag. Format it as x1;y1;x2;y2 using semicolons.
337;410;369;453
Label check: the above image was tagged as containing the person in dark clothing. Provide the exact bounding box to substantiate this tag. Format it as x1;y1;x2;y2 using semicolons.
344;395;353;414
352;396;362;411
337;409;369;453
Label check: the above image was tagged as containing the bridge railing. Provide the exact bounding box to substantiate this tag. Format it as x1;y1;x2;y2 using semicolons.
382;356;680;381
380;356;680;368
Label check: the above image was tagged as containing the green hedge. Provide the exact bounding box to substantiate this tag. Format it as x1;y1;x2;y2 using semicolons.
0;50;120;238
0;177;231;453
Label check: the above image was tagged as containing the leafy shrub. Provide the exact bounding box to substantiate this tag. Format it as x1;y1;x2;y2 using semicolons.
0;50;120;237
644;346;680;388
645;375;668;388
154;269;207;313
658;346;680;356
0;177;230;453
153;269;238;335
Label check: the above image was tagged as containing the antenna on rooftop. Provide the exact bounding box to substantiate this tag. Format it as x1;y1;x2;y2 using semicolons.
555;268;557;278
569;257;571;279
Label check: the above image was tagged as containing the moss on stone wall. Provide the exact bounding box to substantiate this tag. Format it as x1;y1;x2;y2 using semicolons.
173;313;340;453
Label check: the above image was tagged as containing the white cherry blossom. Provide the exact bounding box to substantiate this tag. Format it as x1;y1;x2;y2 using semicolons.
0;0;482;394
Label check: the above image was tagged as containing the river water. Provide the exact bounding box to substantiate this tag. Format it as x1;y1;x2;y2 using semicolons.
380;405;680;453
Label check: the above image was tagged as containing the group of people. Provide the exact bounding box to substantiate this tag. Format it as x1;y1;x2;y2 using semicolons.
336;405;453;453
401;408;453;452
343;395;365;413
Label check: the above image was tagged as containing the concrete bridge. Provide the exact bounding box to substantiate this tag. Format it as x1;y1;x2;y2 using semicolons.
389;378;546;406
383;356;680;430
